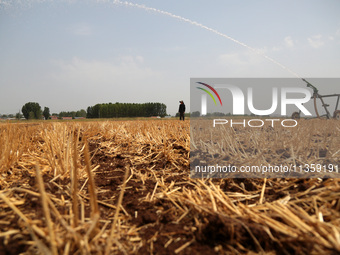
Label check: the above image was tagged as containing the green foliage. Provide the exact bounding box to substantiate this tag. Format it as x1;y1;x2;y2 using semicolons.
59;111;76;119
191;111;200;117
86;102;167;118
16;112;23;120
76;109;87;118
28;112;35;120
22;102;42;120
43;107;50;120
58;109;87;119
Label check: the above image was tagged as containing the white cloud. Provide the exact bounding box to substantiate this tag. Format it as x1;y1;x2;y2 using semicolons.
135;55;144;64
307;35;324;49
284;36;294;48
336;29;340;36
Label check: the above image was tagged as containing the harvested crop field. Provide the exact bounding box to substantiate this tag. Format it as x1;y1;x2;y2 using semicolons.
0;119;340;254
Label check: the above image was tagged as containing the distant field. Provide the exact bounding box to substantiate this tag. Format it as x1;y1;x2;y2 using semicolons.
0;116;177;122
0;119;340;254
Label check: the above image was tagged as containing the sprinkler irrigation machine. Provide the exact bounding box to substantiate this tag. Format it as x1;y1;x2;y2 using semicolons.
291;79;340;120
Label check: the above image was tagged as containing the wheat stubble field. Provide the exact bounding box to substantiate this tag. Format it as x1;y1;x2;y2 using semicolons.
0;119;340;254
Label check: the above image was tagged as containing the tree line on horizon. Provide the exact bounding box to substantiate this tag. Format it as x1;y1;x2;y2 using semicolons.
0;102;167;120
86;102;167;118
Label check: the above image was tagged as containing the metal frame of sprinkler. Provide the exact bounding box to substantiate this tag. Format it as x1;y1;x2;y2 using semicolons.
291;79;340;120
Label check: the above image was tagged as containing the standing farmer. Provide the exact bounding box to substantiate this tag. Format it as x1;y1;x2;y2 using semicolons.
179;100;186;121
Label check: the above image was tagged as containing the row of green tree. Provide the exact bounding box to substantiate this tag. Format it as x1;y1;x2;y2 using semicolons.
18;102;167;120
86;102;167;118
20;102;87;120
57;110;87;118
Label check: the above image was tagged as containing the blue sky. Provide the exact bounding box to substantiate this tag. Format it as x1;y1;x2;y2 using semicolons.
0;0;339;115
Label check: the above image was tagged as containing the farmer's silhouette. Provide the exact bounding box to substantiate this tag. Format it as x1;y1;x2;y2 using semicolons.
178;100;185;121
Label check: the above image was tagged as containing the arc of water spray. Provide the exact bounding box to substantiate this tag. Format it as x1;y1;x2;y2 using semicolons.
110;0;302;78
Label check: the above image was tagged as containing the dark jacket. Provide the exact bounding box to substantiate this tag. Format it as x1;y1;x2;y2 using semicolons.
179;103;186;113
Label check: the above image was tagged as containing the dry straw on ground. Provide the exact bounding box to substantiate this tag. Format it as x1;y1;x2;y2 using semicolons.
0;119;339;254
